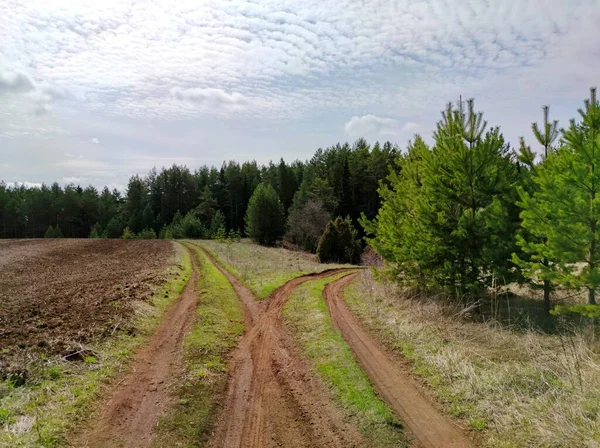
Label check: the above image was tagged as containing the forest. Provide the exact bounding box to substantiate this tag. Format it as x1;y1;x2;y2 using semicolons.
2;88;600;314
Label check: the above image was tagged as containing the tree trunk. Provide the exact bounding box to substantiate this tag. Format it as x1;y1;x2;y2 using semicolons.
543;279;551;312
589;287;597;305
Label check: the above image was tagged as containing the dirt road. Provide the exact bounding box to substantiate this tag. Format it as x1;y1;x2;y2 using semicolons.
324;273;475;448
71;245;198;448
200;248;364;448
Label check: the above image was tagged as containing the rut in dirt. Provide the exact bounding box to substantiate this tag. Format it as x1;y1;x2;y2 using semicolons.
199;247;364;448
71;244;199;448
324;273;475;448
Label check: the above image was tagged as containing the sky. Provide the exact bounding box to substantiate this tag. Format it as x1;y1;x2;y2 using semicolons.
1;0;599;191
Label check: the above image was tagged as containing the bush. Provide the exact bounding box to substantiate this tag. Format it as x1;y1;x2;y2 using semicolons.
89;222;103;238
104;216;124;239
180;212;206;238
44;225;63;238
316;216;361;264
136;228;157;239
121;227;135;239
159;225;173;239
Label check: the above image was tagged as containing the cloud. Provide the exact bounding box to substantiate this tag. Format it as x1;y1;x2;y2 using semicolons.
6;181;42;189
402;122;421;134
91;137;99;144
171;87;248;113
0;71;34;94
344;115;398;137
1;0;600;187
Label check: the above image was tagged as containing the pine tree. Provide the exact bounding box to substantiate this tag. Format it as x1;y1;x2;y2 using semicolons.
518;88;600;305
514;108;560;312
245;183;285;246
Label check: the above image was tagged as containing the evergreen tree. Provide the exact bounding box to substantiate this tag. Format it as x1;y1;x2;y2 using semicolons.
316;216;361;264
518;88;600;305
245;182;285;246
363;100;519;297
514;107;560;312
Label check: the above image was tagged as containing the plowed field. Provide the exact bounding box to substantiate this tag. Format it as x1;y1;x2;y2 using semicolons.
0;239;174;365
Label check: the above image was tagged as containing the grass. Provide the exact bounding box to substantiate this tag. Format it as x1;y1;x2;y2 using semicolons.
152;243;244;447
198;239;349;298
344;270;600;448
0;243;192;448
283;274;408;447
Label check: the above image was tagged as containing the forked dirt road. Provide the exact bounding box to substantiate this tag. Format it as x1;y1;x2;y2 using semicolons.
71;246;199;448
324;273;475;448
201;247;364;448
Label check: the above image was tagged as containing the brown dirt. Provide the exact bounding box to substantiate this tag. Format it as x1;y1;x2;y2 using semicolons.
200;247;364;448
70;244;199;448
324;273;475;448
0;239;174;364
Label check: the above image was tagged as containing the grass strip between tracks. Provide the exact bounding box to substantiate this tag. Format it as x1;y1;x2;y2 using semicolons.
152;243;244;447
283;273;409;448
198;239;348;299
0;243;192;448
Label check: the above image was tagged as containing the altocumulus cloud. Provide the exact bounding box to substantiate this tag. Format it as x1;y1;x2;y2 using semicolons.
170;87;248;112
344;115;398;138
0;0;599;189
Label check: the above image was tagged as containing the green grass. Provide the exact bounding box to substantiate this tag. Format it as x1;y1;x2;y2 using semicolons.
283;274;408;447
0;243;192;448
152;243;244;447
344;271;600;448
198;239;349;299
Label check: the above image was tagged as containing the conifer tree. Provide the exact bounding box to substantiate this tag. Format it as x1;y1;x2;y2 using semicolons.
245;183;285;246
514;107;560;312
518;88;600;305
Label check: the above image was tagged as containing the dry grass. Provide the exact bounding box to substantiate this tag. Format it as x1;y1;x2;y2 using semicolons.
199;239;349;298
344;270;600;448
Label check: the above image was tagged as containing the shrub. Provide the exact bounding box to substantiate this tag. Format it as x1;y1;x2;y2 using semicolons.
180;212;206;238
121;227;135;239
316;216;361;264
89;222;103;238
136;228;157;239
44;225;63;238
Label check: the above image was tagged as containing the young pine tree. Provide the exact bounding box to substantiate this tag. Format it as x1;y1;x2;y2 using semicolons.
518;88;600;305
514;107;560;312
245;183;285;246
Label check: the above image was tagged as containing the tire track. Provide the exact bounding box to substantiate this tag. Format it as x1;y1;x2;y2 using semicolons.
198;246;364;448
324;273;475;448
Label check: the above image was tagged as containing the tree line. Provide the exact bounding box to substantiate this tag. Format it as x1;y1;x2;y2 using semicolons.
363;88;600;315
0;139;398;243
3;87;599;316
